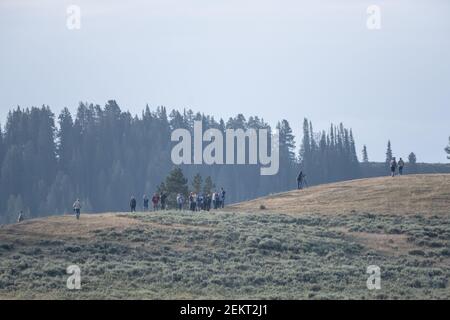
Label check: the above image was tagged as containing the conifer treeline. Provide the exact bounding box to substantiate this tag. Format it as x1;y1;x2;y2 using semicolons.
299;119;360;185
0;101;444;223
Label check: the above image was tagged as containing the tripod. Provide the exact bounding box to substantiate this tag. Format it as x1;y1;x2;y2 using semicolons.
297;176;308;189
302;177;308;188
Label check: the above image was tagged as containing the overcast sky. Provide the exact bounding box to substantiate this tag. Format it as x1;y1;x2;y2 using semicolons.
0;0;449;162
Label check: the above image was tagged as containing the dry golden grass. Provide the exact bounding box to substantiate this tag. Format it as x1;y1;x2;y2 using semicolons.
0;212;214;244
227;174;450;216
0;213;137;241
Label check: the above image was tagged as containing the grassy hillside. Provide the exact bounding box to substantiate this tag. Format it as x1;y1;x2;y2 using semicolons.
0;174;449;299
228;174;450;215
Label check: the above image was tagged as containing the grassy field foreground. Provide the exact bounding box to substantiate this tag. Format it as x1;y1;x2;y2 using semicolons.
1;209;450;299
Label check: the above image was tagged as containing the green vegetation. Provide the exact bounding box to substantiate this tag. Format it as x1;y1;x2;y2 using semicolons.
1;210;449;299
158;167;189;207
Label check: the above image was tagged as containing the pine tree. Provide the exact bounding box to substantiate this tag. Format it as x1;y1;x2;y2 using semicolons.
408;152;416;164
57;108;74;172
277;120;296;161
362;145;369;163
408;152;417;174
203;176;215;194
299;118;311;169
445;137;450;159
157;182;167;194
192;173;203;193
164;167;189;207
349;130;359;164
385;140;393;166
0;124;4;164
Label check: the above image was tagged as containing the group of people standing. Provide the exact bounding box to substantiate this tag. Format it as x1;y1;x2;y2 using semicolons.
129;188;226;213
389;157;405;177
130;193;168;212
184;188;226;212
67;188;226;220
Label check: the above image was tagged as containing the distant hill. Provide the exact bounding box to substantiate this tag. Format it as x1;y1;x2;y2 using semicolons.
228;174;450;215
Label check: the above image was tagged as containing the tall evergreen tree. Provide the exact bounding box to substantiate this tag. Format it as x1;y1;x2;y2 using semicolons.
203;176;215;194
408;152;417;174
0;124;4;166
277;120;296;162
349;130;358;162
385;140;393;166
299;118;311;172
362;145;369;163
276;120;297;190
57;108;74;171
192;173;203;193
445;137;450;159
408;152;416;164
163;167;189;207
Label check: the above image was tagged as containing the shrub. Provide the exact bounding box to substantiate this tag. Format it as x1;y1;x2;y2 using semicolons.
258;238;282;250
0;243;14;251
408;250;426;256
409;279;423;288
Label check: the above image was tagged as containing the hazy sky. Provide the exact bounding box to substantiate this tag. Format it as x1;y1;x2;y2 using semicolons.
1;0;449;162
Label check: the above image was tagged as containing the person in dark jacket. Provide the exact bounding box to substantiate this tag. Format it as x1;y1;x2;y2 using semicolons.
220;188;226;208
213;192;220;209
130;196;137;212
160;193;167;210
390;158;397;177
297;171;306;189
143;195;149;211
205;193;212;211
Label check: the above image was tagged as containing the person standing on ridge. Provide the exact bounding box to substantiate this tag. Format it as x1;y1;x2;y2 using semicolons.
160;192;167;210
398;158;405;175
17;210;24;223
152;193;160;211
206;193;212;211
130;196;137;212
213;192;220;209
176;193;184;211
143;194;149;211
297;171;306;189
190;193;197;211
197;193;203;211
73;199;82;219
390;157;397;177
220;188;226;208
